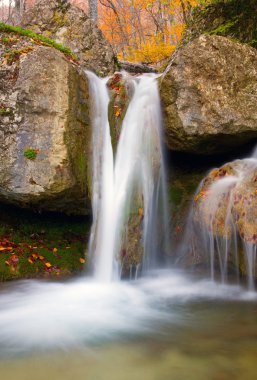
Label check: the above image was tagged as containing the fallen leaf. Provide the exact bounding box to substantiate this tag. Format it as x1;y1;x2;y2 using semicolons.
0;246;12;251
115;109;121;117
138;208;143;216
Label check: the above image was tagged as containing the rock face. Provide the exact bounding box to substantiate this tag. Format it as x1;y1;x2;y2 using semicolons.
160;35;257;154
107;73;132;152
185;0;257;49
21;0;117;76
0;32;91;214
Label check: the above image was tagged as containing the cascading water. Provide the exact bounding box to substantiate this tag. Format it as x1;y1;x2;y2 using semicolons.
87;72;170;282
0;73;256;361
180;149;257;291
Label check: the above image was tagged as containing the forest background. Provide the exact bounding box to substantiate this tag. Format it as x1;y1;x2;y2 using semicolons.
0;0;211;65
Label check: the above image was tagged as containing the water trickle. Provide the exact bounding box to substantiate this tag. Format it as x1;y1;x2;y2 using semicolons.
180;152;257;291
87;72;170;282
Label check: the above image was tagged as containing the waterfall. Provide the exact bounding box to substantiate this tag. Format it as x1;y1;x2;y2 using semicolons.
87;72;170;282
180;150;257;291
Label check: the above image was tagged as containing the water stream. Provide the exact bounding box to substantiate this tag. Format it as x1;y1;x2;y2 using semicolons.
87;72;169;281
179;147;257;290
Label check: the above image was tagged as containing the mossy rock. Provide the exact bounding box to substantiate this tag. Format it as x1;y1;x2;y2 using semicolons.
193;160;257;241
107;73;131;153
21;0;117;76
185;0;257;48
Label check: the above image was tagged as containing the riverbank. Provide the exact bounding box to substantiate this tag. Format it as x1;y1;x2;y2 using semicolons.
0;204;89;281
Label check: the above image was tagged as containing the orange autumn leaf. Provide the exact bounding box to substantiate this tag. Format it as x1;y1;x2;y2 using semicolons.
115;108;121;117
0;246;13;251
195;190;209;202
138;207;143;216
79;258;86;264
45;262;52;268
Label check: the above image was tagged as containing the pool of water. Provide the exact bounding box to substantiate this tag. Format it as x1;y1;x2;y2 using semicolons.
0;270;256;380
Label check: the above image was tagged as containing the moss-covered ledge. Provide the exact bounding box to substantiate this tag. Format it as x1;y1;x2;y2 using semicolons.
0;22;78;61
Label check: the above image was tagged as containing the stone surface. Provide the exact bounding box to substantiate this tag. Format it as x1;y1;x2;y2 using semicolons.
193;159;257;243
21;0;117;76
0;32;91;214
107;73;132;152
190;158;257;276
185;0;257;49
160;34;257;154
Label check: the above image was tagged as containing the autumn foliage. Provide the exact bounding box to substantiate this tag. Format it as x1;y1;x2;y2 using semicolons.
0;0;208;64
98;0;202;64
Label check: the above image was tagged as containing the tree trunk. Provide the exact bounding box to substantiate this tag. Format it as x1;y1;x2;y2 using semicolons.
15;0;26;14
89;0;98;23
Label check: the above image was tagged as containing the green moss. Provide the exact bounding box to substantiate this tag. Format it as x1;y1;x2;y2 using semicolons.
0;22;77;61
1;36;18;46
75;150;87;186
187;0;257;49
3;46;34;65
24;148;38;160
0;106;13;116
0;204;89;281
170;186;184;206
249;39;257;48
53;10;68;27
209;20;237;36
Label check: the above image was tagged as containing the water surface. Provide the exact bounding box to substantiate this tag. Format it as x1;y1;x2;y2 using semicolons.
0;270;257;379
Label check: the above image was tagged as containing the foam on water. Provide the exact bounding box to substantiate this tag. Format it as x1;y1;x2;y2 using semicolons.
0;270;255;357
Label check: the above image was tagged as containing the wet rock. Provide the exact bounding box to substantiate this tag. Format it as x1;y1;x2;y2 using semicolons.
190;158;257;277
119;61;157;74
0;32;91;215
120;209;144;277
107;73;132;152
232;166;257;244
193;159;257;240
160;35;257;154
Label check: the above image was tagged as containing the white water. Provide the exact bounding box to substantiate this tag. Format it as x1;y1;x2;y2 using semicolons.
87;72;115;281
87;72;169;281
0;270;255;357
181;152;257;290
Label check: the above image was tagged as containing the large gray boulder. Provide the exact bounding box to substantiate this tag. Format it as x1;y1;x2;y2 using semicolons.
21;0;117;76
160;35;257;154
0;33;91;214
